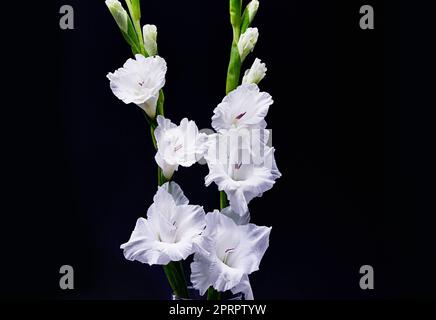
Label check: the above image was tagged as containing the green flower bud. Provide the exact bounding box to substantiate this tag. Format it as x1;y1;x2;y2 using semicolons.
247;0;259;24
105;0;128;33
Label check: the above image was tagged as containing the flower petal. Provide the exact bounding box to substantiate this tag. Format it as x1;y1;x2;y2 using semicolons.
230;224;271;274
211;84;273;131
120;218;171;266
221;206;251;225
155;152;178;180
161;181;189;205
107;55;167;118
231;274;254;300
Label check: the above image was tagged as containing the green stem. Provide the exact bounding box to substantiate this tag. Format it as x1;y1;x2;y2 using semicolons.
226;41;242;94
207;287;221;300
164;262;189;299
220;191;228;210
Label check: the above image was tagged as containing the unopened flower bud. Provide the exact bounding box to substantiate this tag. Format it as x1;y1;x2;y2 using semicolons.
242;58;267;85
105;0;128;34
143;24;158;56
237;28;259;62
247;0;259;24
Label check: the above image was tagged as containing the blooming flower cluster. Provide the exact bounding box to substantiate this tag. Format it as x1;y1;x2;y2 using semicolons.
106;0;280;300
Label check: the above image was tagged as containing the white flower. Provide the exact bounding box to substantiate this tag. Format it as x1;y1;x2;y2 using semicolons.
190;210;271;300
105;0;128;33
212;84;273;131
107;55;167;119
246;0;259;25
204;129;281;216
121;182;206;266
238;27;259;62
143;24;158;56
242;58;267;85
154;116;208;180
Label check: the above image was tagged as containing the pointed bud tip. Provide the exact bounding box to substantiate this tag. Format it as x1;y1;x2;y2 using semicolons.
105;0;128;33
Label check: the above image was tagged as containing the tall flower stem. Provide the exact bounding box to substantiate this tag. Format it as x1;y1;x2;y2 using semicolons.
108;0;189;300
141;76;188;301
207;0;244;301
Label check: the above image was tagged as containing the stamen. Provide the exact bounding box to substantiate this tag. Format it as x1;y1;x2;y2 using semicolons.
174;144;183;152
234;163;242;170
225;248;235;254
138;80;144;87
235;112;247;120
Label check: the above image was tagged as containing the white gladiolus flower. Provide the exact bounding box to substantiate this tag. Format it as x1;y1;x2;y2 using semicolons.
107;55;167;119
237;27;259;62
246;0;260;24
212;84;273;131
154;116;208;180
204;129;281;216
242;58;267;85
105;0;129;33
121;182;206;266
143;24;158;56
191;210;271;300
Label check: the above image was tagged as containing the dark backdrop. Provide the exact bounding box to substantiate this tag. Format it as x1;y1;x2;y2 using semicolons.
1;0;434;300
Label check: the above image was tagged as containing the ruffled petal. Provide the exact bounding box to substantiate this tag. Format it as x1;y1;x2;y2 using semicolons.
231;274;254;300
229;224;271;274
107;55;167;115
161;181;189;205
120;218;171;266
190;250;217;296
221;206;251;225
155;152;178;180
211;84;273;131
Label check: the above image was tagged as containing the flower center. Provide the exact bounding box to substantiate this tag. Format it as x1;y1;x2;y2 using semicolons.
231;162;253;181
232;112;247;126
235;112;246;120
223;247;236;265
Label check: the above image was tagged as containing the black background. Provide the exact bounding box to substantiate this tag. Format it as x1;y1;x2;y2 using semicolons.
1;0;434;300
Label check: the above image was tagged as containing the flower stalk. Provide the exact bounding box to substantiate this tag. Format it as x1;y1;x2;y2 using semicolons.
107;1;189;299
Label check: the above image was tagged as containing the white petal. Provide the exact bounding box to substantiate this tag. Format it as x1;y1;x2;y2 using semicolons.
190;211;270;297
155;152;178;180
212;261;246;293
190;250;217;296
107;55;166;117
231;274;254;300
227;189;249;217
121;184;206;266
120;218;171;266
161;181;189;205
230;224;271;274
204;130;281;216
221;206;251;225
211;84;273;131
154;116;203;172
